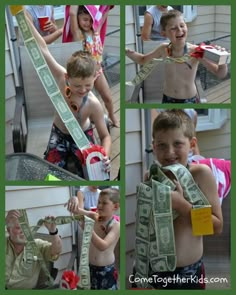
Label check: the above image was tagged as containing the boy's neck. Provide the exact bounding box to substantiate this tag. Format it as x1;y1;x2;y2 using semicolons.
168;42;187;57
99;214;114;223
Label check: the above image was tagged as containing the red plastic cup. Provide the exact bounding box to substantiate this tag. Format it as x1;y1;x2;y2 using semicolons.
90;207;97;212
38;16;49;31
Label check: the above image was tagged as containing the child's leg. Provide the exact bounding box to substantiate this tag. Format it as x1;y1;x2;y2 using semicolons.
94;72;119;127
44;124;68;168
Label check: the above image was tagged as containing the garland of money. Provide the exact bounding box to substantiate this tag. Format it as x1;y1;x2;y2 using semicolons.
18;209;54;287
135;163;210;288
126;55;192;87
10;6;109;180
17;210;95;289
78;216;95;289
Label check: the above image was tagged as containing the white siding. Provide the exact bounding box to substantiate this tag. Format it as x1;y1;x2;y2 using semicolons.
5;186;75;283
125;109;145;283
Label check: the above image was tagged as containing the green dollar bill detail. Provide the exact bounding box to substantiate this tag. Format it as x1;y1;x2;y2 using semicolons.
65;119;90;150
51;93;73;123
16;11;32;40
25;39;45;68
37;66;58;96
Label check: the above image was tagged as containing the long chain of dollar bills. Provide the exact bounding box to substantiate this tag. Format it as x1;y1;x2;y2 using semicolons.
10;6;108;180
135;163;210;288
126;55;192;87
17;209;94;289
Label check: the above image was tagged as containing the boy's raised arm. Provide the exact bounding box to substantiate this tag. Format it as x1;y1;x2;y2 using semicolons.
24;9;65;81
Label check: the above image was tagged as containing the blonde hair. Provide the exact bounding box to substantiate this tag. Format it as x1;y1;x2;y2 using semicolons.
66;50;96;79
152;109;195;140
160;9;183;31
100;188;120;204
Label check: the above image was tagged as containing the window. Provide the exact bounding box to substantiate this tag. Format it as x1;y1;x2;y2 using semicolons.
53;5;65;20
196;109;228;132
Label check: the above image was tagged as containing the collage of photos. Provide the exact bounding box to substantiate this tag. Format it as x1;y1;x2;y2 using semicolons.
4;3;232;293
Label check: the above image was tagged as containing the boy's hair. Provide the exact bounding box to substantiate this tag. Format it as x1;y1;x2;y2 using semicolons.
152;109;195;139
78;5;90;16
160;9;183;31
100;188;120;204
66;50;96;78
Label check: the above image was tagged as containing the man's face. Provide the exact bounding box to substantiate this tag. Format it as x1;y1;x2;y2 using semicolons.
153;128;192;167
8;221;26;245
162;16;188;44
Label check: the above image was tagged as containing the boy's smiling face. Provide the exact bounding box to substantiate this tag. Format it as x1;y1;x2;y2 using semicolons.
162;16;188;45
153;128;195;167
66;75;95;98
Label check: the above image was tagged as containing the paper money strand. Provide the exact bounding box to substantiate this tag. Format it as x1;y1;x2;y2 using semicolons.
10;6;109;180
135;163;210;288
16;210;95;289
126;55;192;87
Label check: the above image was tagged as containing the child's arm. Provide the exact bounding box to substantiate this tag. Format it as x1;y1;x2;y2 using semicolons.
198;45;228;79
69;6;81;41
90;93;111;157
191;164;223;234
24;10;65;81
91;222;120;251
77;190;85;209
126;44;165;65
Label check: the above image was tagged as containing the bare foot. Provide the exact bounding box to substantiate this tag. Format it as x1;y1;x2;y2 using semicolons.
109;114;120;128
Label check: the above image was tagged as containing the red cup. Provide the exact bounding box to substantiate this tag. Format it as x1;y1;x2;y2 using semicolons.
90;207;97;212
38;16;49;31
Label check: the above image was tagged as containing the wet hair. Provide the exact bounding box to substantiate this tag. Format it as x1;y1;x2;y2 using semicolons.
160;9;183;31
100;188;120;204
77;5;90;16
66;50;96;78
152;109;195;140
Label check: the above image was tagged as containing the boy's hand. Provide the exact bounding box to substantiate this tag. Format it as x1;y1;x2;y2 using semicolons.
65;196;78;213
171;180;184;210
102;156;111;172
125;48;135;55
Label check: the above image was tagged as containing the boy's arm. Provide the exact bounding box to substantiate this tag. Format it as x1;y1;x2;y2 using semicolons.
91;222;120;251
90;93;111;157
24;10;65;81
77;190;85;209
69;6;81;41
191;164;223;234
141;13;153;41
126;44;165;65
199;58;227;79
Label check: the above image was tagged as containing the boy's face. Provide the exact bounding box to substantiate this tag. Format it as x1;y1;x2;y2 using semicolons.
78;13;92;32
97;195;118;218
67;75;95;98
162;16;187;45
153;128;194;167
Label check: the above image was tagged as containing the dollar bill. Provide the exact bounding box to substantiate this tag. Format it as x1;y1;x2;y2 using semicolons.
25;39;45;68
37;66;58;96
65;119;90;150
16;11;32;41
51;93;73;123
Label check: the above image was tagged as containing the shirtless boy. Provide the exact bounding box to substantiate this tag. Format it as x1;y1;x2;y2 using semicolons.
126;10;228;103
25;11;111;178
135;110;223;289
